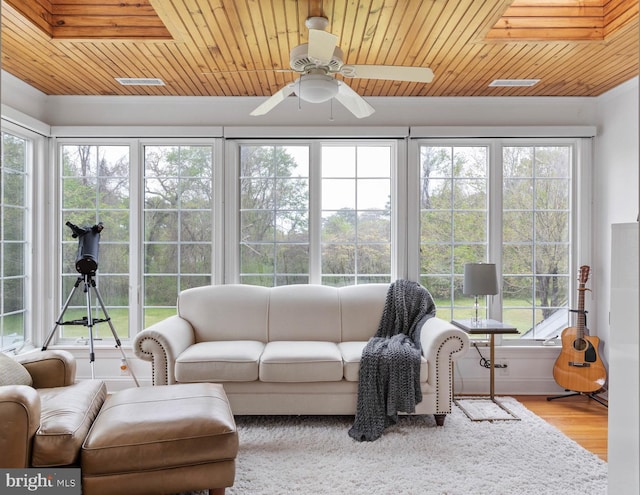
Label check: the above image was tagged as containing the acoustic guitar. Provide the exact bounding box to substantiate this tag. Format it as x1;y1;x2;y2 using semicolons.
552;265;607;393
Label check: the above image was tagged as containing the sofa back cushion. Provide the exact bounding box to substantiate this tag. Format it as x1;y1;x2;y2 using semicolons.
178;284;270;342
268;285;341;342
339;283;389;341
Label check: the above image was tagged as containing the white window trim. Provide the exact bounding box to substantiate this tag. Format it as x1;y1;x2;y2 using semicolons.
52;138;137;345
137;138;220;332
0;121;43;352
409;126;597;138
2;122;592;349
227;138;400;285
52;137;220;344
408;137;591;343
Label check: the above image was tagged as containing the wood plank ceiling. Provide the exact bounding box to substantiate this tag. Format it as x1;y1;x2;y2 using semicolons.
1;0;638;99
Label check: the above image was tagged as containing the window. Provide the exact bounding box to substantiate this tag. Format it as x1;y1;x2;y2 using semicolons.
417;140;575;338
419;145;488;320
502;145;571;338
239;144;310;286
321;145;392;286
143;144;214;326
50;134;581;344
237;141;394;287
1;130;30;351
60;144;131;340
57;140;216;343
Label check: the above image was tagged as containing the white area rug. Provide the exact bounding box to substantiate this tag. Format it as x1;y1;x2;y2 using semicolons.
454;397;520;421
226;398;606;495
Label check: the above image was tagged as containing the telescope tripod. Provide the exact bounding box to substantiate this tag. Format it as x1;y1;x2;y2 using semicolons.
42;273;139;386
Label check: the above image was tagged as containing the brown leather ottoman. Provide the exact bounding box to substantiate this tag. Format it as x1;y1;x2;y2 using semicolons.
81;383;238;495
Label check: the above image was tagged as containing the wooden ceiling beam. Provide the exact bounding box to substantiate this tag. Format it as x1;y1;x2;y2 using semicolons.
4;0;53;36
5;0;171;40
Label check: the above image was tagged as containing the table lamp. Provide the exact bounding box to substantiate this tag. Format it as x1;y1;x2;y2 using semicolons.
463;262;498;326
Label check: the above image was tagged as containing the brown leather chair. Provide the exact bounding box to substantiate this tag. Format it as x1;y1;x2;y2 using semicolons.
0;349;106;468
1;350;238;495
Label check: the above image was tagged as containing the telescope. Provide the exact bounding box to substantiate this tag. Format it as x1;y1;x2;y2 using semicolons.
44;221;138;385
67;221;103;275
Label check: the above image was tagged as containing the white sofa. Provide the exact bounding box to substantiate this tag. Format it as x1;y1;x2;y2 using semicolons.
133;283;469;425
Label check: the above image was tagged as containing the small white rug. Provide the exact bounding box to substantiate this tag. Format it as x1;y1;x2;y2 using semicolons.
225;398;606;495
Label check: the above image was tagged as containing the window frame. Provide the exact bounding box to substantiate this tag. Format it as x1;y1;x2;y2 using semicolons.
56;139;135;342
226;138;400;285
52;137;220;345
409;137;592;343
41;132;591;348
414;140;492;319
141;140;217;327
0;122;37;352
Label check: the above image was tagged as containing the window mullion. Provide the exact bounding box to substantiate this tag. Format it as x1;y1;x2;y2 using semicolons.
224;141;240;283
213;138;225;285
405;139;421;280
309;141;322;284
488;140;503;320
129;140;142;338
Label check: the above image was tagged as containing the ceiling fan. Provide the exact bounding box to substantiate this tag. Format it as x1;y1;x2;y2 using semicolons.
250;16;434;119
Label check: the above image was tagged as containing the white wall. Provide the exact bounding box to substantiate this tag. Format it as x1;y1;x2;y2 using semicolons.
1;72;49;124
3;69;599;128
593;77;639;365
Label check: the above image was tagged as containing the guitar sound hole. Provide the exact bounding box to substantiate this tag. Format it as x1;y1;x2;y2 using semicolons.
573;338;588;351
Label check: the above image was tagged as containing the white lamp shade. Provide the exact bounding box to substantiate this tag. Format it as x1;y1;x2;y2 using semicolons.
463;263;498;296
296;74;339;103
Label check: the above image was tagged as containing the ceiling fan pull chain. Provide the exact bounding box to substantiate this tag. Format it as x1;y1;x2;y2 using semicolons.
329;98;334;121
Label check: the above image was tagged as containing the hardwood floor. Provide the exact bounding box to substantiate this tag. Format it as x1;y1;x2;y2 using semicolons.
514;394;608;461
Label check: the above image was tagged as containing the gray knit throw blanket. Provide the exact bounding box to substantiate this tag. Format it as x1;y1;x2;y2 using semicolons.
348;280;436;442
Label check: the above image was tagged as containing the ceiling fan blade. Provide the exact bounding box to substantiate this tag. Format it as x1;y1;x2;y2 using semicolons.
308;29;338;64
344;65;434;83
335;82;375;119
250;84;296;116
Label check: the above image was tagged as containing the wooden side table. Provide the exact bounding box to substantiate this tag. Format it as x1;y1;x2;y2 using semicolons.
452;318;520;421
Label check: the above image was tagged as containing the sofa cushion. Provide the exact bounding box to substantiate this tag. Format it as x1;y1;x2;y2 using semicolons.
338;341;429;383
268;285;341;342
260;342;343;382
175;341;264;382
0;353;33;387
32;379;106;467
338;283;388;341
178;284;270;343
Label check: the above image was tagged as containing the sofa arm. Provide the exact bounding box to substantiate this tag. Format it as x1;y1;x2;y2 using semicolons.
16;350;76;389
0;385;41;468
420;317;469;414
133;315;195;385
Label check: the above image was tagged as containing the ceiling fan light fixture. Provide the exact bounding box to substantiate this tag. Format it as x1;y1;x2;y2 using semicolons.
296;74;339;103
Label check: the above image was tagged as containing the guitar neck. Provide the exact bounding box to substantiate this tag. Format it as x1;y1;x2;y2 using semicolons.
576;285;586;337
574;265;590;339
